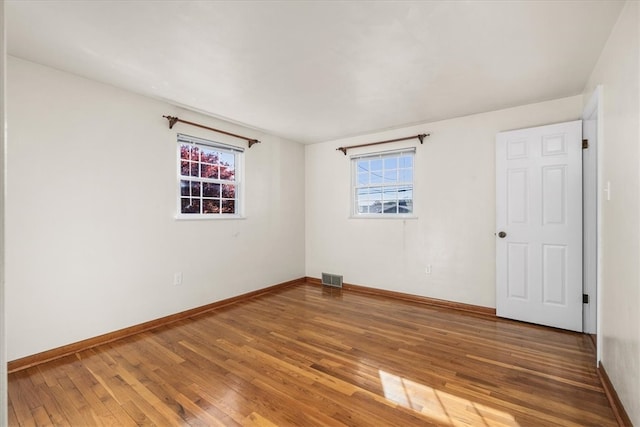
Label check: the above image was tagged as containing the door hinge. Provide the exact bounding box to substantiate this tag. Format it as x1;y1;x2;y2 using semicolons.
583;294;590;304
582;139;589;149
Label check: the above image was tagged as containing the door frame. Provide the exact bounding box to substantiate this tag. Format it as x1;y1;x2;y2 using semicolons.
496;120;584;332
582;85;602;363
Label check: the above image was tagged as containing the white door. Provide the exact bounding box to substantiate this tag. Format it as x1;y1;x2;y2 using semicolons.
496;120;583;332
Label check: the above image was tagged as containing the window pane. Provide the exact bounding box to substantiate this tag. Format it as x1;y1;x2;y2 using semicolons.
357;172;369;186
190;162;199;177
180;180;190;196
222;184;235;198
180;144;191;160
370;159;383;171
372;187;384;204
383;201;398;214
180;161;190;177
181;198;200;214
382;188;398;201
190;146;200;162
357;160;369;173
201;163;219;179
190;181;201;196
399;200;412;214
220;152;234;169
202;199;220;214
399;156;413;168
370;201;383;213
200;147;219;165
399;169;413;183
384;157;398;169
219;152;235;181
221;200;235;214
399;187;412;199
202;183;220;197
384;170;397;183
220;165;235;181
370;172;383;184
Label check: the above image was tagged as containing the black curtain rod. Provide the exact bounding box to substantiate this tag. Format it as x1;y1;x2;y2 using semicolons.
163;115;261;148
337;133;429;155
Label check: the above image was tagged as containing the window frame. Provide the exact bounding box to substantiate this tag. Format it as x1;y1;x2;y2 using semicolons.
350;148;416;219
175;133;245;220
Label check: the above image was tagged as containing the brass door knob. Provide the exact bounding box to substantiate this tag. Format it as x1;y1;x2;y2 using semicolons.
498;231;507;238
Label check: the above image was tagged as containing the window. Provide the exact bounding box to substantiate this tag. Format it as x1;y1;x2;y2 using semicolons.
177;134;243;217
352;149;414;216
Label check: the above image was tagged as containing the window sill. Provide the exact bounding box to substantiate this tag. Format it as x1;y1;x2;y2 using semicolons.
349;215;418;220
175;214;246;221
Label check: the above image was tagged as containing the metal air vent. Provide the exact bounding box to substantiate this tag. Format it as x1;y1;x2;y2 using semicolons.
321;273;343;288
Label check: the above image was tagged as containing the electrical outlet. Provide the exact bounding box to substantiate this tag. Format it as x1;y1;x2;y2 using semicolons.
173;272;183;286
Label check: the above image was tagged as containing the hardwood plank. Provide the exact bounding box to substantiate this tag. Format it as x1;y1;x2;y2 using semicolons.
29;406;53;427
7;403;20;427
9;282;619;426
62;357;127;426
243;412;279;427
45;383;93;426
7;370;41;427
29;376;74;425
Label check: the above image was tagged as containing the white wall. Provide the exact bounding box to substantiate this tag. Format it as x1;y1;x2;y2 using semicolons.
583;1;640;423
6;57;305;361
306;96;582;308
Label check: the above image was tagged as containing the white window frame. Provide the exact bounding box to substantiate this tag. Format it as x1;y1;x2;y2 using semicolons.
351;148;416;219
176;133;244;220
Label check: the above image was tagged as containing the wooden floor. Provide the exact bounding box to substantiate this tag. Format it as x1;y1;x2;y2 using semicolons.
8;283;617;426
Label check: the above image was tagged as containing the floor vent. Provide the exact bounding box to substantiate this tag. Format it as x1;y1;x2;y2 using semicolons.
321;273;343;288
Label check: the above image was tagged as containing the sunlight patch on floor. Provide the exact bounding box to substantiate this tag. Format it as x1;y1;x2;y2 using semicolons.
378;370;520;426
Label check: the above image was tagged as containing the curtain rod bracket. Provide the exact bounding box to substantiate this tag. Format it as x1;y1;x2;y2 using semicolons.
336;133;429;155
165;115;179;129
162;115;261;148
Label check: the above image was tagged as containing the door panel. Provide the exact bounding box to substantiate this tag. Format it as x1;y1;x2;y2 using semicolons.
542;244;566;305
508;169;528;223
496;120;582;332
542;166;566;224
507;243;529;299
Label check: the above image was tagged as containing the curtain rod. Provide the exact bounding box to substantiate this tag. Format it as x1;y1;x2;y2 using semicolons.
163;115;261;148
336;133;429;155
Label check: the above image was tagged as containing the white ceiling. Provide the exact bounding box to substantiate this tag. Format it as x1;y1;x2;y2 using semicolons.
7;1;624;144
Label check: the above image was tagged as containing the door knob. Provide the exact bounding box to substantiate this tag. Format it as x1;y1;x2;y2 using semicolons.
498;231;507;238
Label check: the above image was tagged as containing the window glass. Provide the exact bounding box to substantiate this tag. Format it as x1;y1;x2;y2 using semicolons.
352;149;415;217
177;134;242;217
